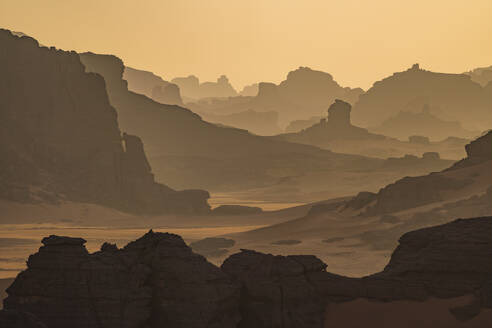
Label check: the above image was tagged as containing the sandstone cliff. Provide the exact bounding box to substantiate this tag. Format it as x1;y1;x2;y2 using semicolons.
78;52;390;194
0;29;209;214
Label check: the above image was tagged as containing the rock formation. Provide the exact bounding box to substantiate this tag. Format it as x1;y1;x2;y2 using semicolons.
78;52;387;195
185;67;364;128
4;231;240;328
239;83;259;97
171;74;238;101
0;29;209;214
464;130;492;161
344;130;492;216
222;250;328;328
274;99;469;160
7;218;492;327
278;99;386;143
151;83;182;105
465;65;492;87
123;66;183;105
353;64;492;130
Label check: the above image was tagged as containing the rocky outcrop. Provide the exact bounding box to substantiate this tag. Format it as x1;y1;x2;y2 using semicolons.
123;66;183;105
353;64;492;129
222;250;328;328
4;231;240;328
448;130;492;170
239;83;259;97
185;67;363;128
359;174;470;215
6;218;492;327
327;99;351;126
171;74;238;101
0;29;209;214
278;100;385;144
465;65;492;87
222;217;492;326
79;52;383;195
464;130;492;160
151;83;182;105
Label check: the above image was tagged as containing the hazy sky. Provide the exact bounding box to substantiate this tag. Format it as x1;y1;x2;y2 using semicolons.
2;0;491;90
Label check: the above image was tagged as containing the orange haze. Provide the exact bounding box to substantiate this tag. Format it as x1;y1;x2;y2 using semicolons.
1;0;491;90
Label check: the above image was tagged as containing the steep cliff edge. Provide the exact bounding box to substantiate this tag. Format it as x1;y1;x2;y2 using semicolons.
0;29;209;214
79;52;386;193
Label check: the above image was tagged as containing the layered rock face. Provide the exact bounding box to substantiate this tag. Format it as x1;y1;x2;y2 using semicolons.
0;29;209;214
5;217;492;327
4;231;239;328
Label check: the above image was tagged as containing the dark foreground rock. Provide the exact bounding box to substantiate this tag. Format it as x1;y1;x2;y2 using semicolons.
4;231;239;328
222;250;327;328
5;217;492;327
0;310;47;328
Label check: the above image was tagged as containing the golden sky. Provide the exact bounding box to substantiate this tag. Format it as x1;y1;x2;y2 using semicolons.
1;0;491;90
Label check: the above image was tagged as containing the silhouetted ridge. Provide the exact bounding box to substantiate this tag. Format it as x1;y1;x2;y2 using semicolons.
123;66;183;105
353;63;492;130
0;29;209;214
185;66;364;130
5;217;492;326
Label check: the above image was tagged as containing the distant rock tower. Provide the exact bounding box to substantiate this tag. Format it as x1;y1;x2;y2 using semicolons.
327;99;352;127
